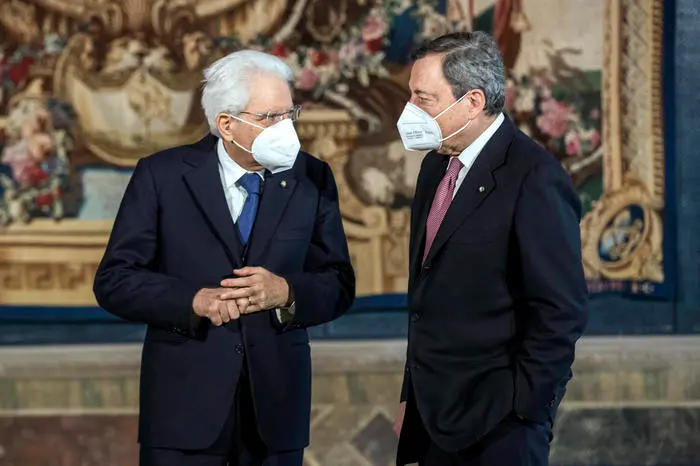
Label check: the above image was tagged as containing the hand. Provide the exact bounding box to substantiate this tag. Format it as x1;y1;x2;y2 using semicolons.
219;267;290;314
192;288;240;326
393;402;406;437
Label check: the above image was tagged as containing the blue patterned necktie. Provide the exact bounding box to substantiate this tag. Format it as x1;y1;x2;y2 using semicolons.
236;173;262;244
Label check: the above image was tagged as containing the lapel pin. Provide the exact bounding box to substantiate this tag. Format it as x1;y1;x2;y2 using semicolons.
478;186;486;193
280;180;287;189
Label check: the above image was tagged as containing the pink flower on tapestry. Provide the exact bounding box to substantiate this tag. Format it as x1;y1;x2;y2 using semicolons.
536;98;572;139
296;68;318;91
588;128;601;148
362;14;387;54
564;130;581;156
326;50;340;66
339;42;363;64
362;16;388;42
1;139;50;188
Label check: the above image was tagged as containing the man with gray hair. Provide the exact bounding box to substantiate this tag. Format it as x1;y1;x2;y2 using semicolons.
394;32;587;465
94;50;355;466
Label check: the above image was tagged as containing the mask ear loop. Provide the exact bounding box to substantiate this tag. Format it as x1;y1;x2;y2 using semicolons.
433;92;473;145
228;114;265;154
231;138;253;154
434;92;469;120
440;119;473;142
230;114;265;130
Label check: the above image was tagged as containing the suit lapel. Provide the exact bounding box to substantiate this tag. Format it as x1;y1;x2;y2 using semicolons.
183;135;243;267
409;152;449;282
246;169;298;262
422;117;517;267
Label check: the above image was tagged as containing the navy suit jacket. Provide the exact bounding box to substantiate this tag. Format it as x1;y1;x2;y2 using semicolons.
397;117;587;462
93;135;355;451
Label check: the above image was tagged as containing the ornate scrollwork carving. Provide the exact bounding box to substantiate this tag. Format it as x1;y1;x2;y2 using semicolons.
0;262;97;292
581;178;664;283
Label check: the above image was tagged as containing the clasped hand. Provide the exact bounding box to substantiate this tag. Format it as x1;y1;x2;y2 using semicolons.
193;267;289;326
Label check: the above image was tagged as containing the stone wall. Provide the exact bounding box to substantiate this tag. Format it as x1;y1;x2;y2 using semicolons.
1;337;699;465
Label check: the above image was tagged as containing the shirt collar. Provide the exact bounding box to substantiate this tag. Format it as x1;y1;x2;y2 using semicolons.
216;138;264;188
457;112;505;171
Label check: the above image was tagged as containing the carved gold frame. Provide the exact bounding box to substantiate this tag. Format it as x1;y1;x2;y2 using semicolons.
580;0;666;285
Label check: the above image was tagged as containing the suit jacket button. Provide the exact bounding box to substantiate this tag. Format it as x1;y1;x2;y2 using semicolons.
410;313;421;323
234;344;244;354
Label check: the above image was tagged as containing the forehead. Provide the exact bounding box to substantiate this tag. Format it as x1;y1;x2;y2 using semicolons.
409;54;451;94
245;73;293;112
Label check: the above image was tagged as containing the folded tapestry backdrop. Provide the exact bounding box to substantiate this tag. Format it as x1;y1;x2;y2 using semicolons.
0;0;672;308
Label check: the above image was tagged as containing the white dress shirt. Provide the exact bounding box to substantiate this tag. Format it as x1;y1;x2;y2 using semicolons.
217;138;264;223
216;139;291;321
453;113;505;198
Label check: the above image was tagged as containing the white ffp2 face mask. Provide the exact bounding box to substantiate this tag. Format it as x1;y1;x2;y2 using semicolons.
396;93;472;151
231;117;301;173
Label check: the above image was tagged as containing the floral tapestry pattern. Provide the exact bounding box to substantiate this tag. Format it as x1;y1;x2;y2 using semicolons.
0;0;670;300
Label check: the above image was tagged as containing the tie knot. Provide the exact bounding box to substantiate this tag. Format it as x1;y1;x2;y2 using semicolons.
446;157;464;178
237;172;261;195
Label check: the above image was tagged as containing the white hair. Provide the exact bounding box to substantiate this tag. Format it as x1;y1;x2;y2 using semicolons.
201;50;294;137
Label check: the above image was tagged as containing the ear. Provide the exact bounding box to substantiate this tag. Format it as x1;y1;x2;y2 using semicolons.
466;89;487;119
216;113;238;140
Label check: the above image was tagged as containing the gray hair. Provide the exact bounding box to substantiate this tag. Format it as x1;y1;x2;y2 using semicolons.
412;32;505;115
201;50;294;137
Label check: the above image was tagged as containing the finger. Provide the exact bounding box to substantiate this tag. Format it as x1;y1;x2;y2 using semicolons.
236;298;249;314
240;304;263;314
218;301;230;323
209;307;223;326
219;287;255;301
226;300;240;320
220;276;256;288
233;267;262;277
207;300;219;317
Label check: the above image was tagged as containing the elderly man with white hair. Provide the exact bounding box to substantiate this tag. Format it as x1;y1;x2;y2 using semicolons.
93;50;356;466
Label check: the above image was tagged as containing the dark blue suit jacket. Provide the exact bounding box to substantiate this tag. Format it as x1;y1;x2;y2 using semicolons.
397;117;587;463
93;135;355;451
